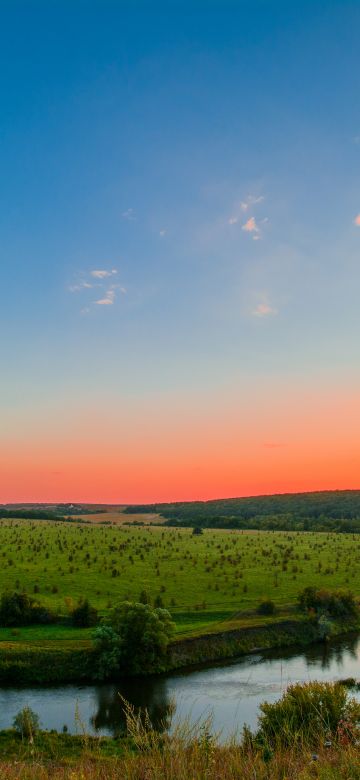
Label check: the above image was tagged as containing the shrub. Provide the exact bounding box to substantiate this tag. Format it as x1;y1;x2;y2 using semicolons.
0;591;55;627
257;598;276;615
71;599;98;628
13;706;40;739
298;587;358;618
257;681;360;748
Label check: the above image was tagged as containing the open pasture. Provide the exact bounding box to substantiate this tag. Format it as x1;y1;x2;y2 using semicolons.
0;522;359;635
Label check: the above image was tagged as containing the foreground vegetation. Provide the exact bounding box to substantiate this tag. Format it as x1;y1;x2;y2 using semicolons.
0;682;359;778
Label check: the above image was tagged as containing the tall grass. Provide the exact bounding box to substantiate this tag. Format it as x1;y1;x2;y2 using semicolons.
1;683;359;779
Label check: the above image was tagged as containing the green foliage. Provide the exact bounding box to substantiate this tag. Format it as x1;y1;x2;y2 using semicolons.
0;591;55;627
71;598;98;627
257;681;360;747
13;707;40;739
126;490;360;532
139;589;151;605
257;598;276;615
298;587;358;618
93;601;175;678
0;521;360;639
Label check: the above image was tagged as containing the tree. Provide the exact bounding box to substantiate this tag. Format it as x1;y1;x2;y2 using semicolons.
71;598;98;627
139;589;151;605
93;601;175;678
13;707;40;740
0;591;54;627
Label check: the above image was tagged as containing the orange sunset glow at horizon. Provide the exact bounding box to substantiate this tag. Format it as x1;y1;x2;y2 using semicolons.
2;380;360;504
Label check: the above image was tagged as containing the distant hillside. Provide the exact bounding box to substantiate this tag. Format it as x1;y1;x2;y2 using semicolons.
124;490;360;532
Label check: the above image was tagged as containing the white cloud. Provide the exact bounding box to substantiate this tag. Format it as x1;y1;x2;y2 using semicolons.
95;289;115;306
159;229;166;236
242;216;259;233
69;281;95;292
90;269;117;279
228;194;265;225
252;301;278;318
69;268;126;311
247;194;264;206
122;208;136;221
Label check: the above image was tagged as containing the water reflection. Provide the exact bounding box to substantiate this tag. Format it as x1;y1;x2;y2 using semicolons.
264;633;359;671
0;633;359;738
90;678;174;735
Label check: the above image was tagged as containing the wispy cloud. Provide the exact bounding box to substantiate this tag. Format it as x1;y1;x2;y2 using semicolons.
242;216;259;234
228;194;266;233
68;269;126;312
121;208;136;221
252;299;278;318
90;269;117;279
68;279;96;292
354;214;360;226
95;290;115;305
159;229;166;237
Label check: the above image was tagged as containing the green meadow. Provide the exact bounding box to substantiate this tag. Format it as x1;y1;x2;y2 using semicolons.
0;520;360;643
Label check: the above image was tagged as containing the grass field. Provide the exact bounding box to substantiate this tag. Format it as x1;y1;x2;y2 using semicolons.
0;520;359;643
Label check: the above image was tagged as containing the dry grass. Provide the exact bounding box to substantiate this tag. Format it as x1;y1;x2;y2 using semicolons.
78;511;162;525
0;743;359;779
1;698;359;780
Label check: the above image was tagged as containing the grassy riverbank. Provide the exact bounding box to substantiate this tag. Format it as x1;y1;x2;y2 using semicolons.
0;614;358;684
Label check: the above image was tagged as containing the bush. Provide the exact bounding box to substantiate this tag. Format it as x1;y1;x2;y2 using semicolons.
298;587;358;618
71;599;98;628
13;706;40;739
93;601;175;678
257;599;276;615
0;591;55;627
257;681;360;748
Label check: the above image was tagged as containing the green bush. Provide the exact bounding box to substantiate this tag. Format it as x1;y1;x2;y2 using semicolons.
298;587;358;618
257;599;276;615
257;681;360;747
0;591;55;627
93;601;175;678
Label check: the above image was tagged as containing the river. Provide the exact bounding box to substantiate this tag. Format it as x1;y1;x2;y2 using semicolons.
1;634;359;739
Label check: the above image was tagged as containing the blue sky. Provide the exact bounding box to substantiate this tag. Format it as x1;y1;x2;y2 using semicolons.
2;1;360;501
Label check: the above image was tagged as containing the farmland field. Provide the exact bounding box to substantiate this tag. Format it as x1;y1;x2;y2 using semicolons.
0;521;360;641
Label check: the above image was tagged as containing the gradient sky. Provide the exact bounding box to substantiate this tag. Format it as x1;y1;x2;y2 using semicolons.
1;0;360;503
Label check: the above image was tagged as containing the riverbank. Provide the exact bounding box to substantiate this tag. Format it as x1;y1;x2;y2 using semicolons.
0;614;359;685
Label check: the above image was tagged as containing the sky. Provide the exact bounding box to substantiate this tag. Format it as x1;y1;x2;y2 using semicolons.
1;0;360;503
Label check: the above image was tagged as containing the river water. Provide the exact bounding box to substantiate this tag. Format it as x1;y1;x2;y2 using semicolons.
1;634;359;739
